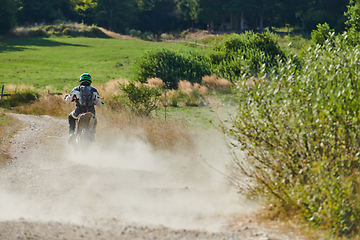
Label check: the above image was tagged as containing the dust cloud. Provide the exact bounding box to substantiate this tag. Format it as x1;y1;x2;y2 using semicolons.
0;125;258;232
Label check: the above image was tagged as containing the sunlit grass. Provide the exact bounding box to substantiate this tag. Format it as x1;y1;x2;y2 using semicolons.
0;37;204;90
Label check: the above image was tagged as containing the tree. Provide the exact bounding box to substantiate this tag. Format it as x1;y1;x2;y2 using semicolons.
95;0;138;33
136;0;178;34
17;0;76;25
175;0;200;28
72;0;98;24
0;0;18;34
198;0;223;30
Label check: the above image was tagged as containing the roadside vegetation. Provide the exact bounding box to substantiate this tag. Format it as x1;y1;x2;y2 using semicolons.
222;2;360;238
2;1;360;238
0;109;19;165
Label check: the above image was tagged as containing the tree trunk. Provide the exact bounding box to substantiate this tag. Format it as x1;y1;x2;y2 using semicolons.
302;18;305;30
241;11;244;31
109;8;113;31
259;12;263;31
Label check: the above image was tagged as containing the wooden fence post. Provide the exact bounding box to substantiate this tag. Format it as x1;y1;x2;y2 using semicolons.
1;85;4;100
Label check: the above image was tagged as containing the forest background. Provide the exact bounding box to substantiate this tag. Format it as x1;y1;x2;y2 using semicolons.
0;0;351;36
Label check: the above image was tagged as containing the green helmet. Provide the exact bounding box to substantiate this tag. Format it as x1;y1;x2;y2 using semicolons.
79;73;92;85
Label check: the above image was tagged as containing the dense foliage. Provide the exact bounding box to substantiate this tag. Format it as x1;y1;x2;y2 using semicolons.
225;28;360;236
134;31;286;86
134;48;211;89
119;82;161;116
311;23;335;45
210;32;286;81
0;0;18;34
0;0;350;36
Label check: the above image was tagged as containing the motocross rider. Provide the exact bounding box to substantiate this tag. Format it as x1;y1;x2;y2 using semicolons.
64;73;103;143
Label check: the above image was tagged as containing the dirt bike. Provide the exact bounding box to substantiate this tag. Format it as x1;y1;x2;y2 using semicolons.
74;112;96;145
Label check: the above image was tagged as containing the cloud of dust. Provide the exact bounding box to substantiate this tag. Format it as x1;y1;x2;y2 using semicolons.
0;131;258;232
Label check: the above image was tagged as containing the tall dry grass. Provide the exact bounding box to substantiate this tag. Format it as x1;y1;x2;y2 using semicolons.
5;84;36;93
97;107;194;151
144;78;164;88
14;94;73;118
7;83;194;152
94;79;129;100
178;80;208;96
201;75;233;94
177;80;208;106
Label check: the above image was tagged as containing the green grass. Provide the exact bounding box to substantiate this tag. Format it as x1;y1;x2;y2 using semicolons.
152;104;236;131
0;114;10;125
0;36;204;91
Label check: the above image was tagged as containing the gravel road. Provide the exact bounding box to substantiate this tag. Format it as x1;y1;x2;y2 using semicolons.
0;113;305;240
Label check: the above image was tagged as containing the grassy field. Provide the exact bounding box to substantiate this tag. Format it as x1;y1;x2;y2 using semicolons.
0;36;204;91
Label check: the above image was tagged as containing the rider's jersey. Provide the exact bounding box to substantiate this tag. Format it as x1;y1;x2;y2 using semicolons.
65;86;102;107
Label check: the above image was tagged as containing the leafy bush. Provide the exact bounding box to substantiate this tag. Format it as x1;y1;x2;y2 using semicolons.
210;32;286;81
311;23;334;45
134;48;211;89
141;31;155;41
343;0;360;46
226;36;360;236
345;0;360;32
127;29;141;37
120;82;161;116
0;89;40;109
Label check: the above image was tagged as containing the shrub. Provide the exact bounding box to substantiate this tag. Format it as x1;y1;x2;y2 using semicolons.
345;0;360;32
0;86;40;109
311;23;335;45
343;0;360;46
225;36;360;236
141;31;155;41
134;48;211;89
128;29;141;37
210;32;286;81
120;82;161;116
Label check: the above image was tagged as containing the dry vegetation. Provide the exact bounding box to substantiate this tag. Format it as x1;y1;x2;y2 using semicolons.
0;76;232;153
201;75;233;94
0;110;20;165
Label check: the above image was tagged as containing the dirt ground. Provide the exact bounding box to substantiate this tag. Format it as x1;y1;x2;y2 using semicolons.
0;113;308;240
98;27;141;40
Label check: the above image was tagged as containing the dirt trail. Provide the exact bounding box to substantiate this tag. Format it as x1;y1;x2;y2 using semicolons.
0;113;304;240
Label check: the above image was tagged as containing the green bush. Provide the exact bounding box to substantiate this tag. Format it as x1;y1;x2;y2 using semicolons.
210;32;286;81
134;48;211;89
343;0;360;46
127;29;141;37
226;35;360;236
0;90;40;109
141;31;155;41
120;82;161;116
311;23;334;45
